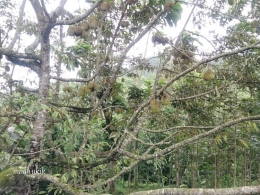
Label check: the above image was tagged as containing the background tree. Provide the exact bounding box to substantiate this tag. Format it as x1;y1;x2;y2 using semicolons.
0;0;260;194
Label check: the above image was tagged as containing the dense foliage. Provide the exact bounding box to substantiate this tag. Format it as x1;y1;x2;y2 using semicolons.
0;0;260;194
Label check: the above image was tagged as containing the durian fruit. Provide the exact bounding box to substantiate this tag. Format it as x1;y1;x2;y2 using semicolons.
228;0;234;5
161;92;171;105
152;35;168;45
67;26;76;36
100;2;111;11
127;0;133;5
93;110;99;116
150;99;161;113
87;81;93;89
121;21;130;28
165;72;169;78
203;69;215;81
78;86;85;97
105;55;110;62
157;36;165;43
192;80;198;86
180;50;194;59
152;35;158;43
114;107;123;114
109;124;114;131
74;26;83;36
185;50;194;58
183;58;193;64
81;30;88;38
93;82;99;91
173;58;179;65
3;73;9;80
161;37;169;45
67;86;72;93
62;86;68;92
64;86;72;92
37;13;44;22
84;85;91;94
196;66;202;73
82;21;89;31
164;2;174;11
127;0;137;5
4;65;10;72
88;17;97;29
104;109;111;117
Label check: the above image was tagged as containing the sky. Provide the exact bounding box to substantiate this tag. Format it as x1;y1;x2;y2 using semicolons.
2;0;228;88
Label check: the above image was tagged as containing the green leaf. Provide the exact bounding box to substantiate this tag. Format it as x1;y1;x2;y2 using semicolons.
238;139;249;148
54;189;58;195
53;174;61;177
61;173;69;183
40;103;50;111
70;169;77;178
112;95;127;106
52;111;59;118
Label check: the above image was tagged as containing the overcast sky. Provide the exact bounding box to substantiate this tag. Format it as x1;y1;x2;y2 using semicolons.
4;0;229;88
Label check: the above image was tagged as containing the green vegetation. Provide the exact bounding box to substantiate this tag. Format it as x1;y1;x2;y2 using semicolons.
0;0;260;194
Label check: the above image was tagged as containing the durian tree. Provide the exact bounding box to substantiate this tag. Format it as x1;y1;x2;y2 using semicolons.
1;0;260;194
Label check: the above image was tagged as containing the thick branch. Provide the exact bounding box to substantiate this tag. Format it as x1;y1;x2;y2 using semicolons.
55;0;103;25
175;86;224;101
50;76;91;82
129;186;260;195
141;125;216;133
118;115;260;160
7;0;26;49
7;57;41;75
51;0;68;21
0;48;41;61
26;174;88;195
25;37;40;53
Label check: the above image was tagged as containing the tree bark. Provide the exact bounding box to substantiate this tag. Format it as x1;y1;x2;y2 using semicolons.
107;160;116;193
175;149;180;187
128;186;260;195
234;126;237;187
134;135;139;187
27;174;260;195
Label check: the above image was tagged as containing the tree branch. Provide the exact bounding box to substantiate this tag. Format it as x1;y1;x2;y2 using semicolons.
6;57;41;75
0;48;42;61
26;174;89;195
7;0;27;49
50;76;91;82
55;0;103;25
118;114;260;160
24;37;40;53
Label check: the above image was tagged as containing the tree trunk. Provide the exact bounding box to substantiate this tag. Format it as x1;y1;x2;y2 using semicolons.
107;161;116;193
54;24;63;101
175;149;180;187
169;154;173;185
234;126;237;187
258;156;260;185
128;169;132;194
249;131;252;185
134;135;138;187
244;150;247;186
28;18;51;190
